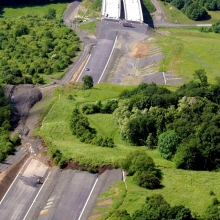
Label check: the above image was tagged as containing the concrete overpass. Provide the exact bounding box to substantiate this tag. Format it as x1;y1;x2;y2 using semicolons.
102;0;121;20
123;0;143;23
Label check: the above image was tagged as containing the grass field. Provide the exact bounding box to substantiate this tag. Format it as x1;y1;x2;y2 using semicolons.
106;168;220;218
77;20;97;35
38;83;220;217
159;1;220;24
156;28;220;83
0;3;67;19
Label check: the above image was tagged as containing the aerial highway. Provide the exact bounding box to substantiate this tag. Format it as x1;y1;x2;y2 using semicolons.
102;0;121;20
123;0;143;22
0;158;49;220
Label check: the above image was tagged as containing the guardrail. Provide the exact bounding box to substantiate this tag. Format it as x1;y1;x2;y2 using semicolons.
123;0;128;21
101;0;106;17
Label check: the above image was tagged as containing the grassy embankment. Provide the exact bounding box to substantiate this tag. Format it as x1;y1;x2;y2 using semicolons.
76;0;102;34
0;3;66;19
37;83;220;218
156;28;220;84
158;1;220;24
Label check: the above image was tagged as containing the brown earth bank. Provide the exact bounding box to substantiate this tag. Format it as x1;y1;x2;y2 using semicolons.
63;160;115;174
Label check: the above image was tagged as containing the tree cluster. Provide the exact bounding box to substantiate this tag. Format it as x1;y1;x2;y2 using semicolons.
114;69;220;171
70;109;115;148
82;100;118;114
49;148;67;168
121;150;162;189
0;16;80;84
160;0;220;20
0;85;20;162
200;20;220;33
116;194;194;220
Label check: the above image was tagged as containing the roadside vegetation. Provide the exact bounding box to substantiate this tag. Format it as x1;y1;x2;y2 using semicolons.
159;0;220;21
0;85;20;162
155;27;220;83
142;0;156;13
159;0;220;24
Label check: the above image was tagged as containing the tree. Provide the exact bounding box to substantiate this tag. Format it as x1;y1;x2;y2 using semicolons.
82;75;94;89
158;130;180;160
212;20;220;33
203;198;220;220
121;150;162;189
133;171;161;189
193;69;208;88
174;140;204;170
44;8;56;20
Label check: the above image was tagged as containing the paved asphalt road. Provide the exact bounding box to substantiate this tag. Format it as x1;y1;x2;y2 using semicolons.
52;171;97;220
0;147;26;173
35;170;97;220
0;159;48;220
77;20;148;84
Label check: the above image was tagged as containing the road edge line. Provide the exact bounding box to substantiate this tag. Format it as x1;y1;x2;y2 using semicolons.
98;35;118;84
23;171;51;220
78;177;99;220
0;156;31;205
76;54;92;82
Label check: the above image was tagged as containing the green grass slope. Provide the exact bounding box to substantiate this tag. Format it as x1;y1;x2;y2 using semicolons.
38;83;220;217
1;3;67;19
159;1;220;24
156;28;220;84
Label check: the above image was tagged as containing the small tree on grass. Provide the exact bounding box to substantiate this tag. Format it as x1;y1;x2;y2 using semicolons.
121;150;162;189
158;130;180;160
82;75;93;89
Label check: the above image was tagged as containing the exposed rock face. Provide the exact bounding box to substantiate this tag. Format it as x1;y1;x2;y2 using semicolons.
4;84;42;135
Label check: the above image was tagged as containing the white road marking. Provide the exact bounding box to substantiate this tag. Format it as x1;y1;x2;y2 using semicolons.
23;171;51;220
78;177;99;220
98;35;118;83
163;72;166;85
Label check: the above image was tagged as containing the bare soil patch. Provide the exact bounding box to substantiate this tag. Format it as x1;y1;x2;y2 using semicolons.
130;42;149;58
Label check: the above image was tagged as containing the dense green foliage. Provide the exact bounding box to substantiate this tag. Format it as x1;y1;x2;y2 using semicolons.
0;16;80;84
0;85;20;161
70;109;115;148
158;130;180;160
115;70;220;171
121;150;162;189
200;20;220;33
160;0;220;20
141;0;156;13
82;75;94;89
116;194;194;220
203;198;220;219
82;100;118;114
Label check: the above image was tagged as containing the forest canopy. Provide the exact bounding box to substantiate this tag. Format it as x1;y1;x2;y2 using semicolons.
0;15;80;84
114;70;220;171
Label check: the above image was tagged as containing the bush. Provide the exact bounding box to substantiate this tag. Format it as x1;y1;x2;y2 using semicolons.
133;171;161;189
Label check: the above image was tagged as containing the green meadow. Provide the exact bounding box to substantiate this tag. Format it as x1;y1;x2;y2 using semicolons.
156;28;220;84
159;1;220;24
0;3;67;19
37;83;220;217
